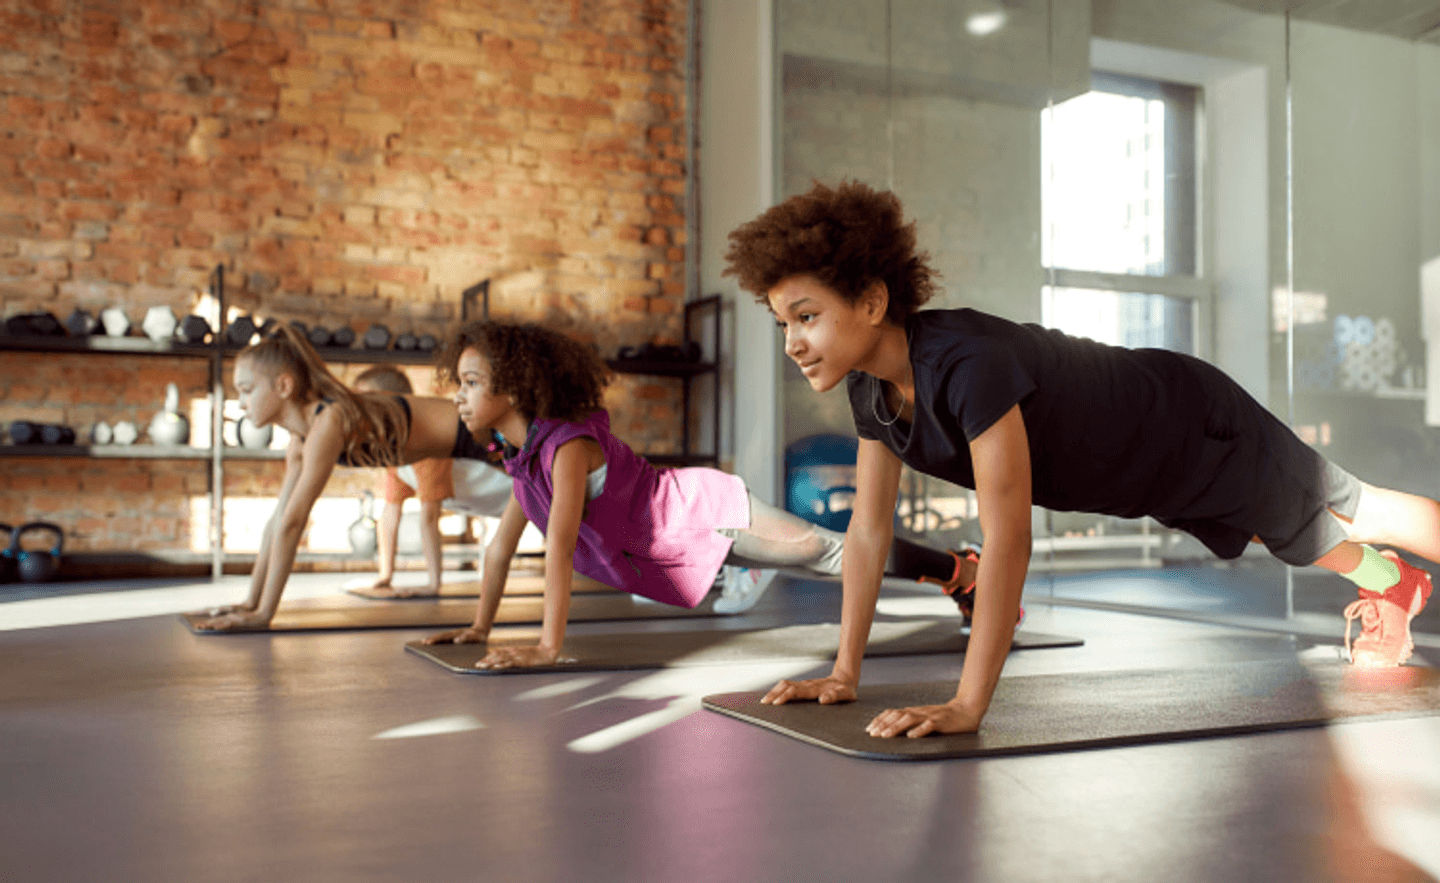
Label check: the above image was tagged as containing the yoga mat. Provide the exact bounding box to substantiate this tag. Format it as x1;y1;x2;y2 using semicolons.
702;659;1440;761
404;621;1084;673
347;571;621;600
182;591;718;634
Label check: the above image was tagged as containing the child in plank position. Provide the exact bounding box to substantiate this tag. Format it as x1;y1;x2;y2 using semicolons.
352;366;513;598
421;320;978;669
190;326;498;631
724;179;1437;738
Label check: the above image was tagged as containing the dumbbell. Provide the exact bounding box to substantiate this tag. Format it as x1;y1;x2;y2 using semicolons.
226;315;257;347
362;324;391;350
4;312;64;336
330;326;356;348
178;315;211;345
39;424;76;445
417;333;438;353
64;308;98;337
394;331;418;351
307;325;333;348
10;521;64;583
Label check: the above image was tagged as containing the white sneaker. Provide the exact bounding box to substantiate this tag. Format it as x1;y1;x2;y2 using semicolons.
713;566;778;614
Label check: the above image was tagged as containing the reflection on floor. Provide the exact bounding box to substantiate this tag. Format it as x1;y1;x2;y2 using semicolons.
2;562;1438;883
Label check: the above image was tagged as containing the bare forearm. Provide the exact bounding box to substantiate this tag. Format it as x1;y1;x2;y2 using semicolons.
952;529;1029;719
421;502;444;589
257;519;305;619
832;526;889;683
540;558;572;653
246;516;276;608
377;503;401;579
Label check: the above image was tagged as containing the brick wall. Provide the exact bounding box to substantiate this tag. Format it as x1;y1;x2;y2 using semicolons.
0;0;691;559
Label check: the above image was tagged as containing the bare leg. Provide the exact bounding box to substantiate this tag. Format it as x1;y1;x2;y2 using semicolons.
1339;483;1440;565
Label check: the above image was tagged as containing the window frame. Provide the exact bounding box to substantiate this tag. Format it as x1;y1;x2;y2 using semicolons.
1042;70;1214;359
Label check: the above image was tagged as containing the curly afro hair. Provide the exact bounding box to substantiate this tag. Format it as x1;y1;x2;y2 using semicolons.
723;180;938;324
438;321;609;422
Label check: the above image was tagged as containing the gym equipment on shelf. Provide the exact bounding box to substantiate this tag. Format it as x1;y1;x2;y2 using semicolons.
362;324;391;350
348;491;378;556
141;306;178;342
178;315;211;344
330;326;356;348
5;312;65;336
394;331;418;351
307;325;333;348
11;521;64;583
225;315;257;347
64;308;98;337
39;424;75;445
148;383;190;446
99;306;131;337
8;420;40;445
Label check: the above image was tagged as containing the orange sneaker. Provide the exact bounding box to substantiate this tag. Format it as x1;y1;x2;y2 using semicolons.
1343;552;1432;667
919;548;1025;628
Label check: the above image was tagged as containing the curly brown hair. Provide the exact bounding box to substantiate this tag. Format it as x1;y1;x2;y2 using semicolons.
723;180;938;323
438;321;609;422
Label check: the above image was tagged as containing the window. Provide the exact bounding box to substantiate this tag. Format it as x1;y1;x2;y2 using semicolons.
1041;72;1206;356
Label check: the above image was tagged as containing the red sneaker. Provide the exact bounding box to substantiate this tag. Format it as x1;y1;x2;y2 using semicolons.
1343;552;1432;667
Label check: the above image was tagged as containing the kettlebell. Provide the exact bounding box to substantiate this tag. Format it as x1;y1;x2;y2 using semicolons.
12;521;64;583
348;491;378;556
0;523;16;583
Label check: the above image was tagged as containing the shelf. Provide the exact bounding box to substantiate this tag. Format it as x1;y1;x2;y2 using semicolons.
0;334;215;358
0;444;284;460
607;359;715;378
0;333;446;366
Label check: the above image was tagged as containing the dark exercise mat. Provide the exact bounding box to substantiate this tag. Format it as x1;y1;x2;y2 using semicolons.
405;621;1084;673
702;659;1440;761
347;570;622;600
181;592;718;634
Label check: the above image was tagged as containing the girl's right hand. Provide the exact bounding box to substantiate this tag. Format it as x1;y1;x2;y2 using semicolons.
760;675;858;706
190;603;253;617
422;627;487;645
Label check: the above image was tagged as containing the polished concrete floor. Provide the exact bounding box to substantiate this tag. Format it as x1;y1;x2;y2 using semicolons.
3;563;1440;883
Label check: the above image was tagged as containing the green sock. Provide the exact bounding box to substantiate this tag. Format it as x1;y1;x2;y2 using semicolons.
1340;545;1401;593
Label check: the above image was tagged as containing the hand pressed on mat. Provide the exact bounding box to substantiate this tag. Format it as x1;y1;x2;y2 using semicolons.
476;644;562;670
762;675;858;706
422;626;487;645
190;607;269;632
866;700;982;738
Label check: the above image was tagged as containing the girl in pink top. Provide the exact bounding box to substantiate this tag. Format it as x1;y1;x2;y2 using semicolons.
423;320;975;670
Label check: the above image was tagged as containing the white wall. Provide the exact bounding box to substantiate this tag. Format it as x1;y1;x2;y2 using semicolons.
699;0;781;502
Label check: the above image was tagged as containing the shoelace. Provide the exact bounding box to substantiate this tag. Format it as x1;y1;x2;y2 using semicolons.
1342;597;1381;662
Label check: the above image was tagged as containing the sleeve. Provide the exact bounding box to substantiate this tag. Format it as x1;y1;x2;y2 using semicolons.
411;458;455;502
944;342;1035;443
381;467;414;505
846;372;881;440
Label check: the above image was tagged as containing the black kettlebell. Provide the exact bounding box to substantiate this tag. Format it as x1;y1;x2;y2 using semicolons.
0;523;16;583
12;521;64;583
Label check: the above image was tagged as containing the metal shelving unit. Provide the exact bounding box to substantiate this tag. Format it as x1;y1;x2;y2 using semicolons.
2;271;724;577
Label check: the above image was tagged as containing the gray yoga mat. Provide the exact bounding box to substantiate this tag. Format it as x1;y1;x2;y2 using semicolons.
702;659;1440;761
347;571;621;600
182;591;718;634
404;621;1084;673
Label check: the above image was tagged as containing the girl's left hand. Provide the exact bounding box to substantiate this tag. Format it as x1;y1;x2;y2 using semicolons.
193;610;271;632
475;644;565;670
865;700;981;738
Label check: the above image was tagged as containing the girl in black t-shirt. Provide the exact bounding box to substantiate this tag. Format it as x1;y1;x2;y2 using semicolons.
724;180;1436;739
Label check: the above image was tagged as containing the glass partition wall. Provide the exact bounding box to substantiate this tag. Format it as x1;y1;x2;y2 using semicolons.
775;0;1440;625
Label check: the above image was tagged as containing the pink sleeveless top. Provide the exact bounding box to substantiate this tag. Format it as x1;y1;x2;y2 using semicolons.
502;410;749;607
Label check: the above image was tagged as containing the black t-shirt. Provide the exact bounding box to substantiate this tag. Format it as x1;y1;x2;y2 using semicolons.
848;308;1226;520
